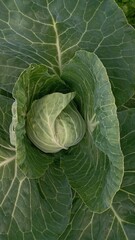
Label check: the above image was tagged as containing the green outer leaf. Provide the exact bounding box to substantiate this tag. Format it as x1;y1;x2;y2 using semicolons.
118;93;135;111
118;110;135;239
61;50;124;212
0;0;135;105
92;109;135;240
59;195;94;240
60;194;132;240
12;64;69;178
0;162;72;240
0;94;15;173
0;95;13;141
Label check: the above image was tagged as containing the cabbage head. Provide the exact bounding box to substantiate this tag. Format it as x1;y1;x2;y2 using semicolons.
26;92;86;153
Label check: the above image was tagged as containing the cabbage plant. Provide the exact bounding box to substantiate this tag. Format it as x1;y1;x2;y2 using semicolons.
0;0;135;240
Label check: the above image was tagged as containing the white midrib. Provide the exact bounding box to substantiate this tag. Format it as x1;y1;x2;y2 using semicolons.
0;159;17;207
47;4;62;74
110;206;128;240
0;156;15;167
53;19;62;74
